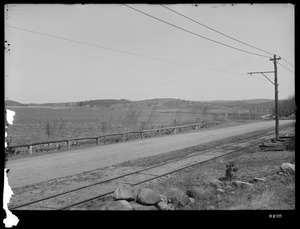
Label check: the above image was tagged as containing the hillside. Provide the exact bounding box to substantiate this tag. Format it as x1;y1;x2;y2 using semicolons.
5;98;280;119
4;98;274;111
5;100;24;106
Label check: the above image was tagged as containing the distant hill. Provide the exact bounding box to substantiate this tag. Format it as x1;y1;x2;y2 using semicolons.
208;99;273;105
4;98;275;112
5;100;24;106
15;99;132;108
5;97;295;120
77;99;132;108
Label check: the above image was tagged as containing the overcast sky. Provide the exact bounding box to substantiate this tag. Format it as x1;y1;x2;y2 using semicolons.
5;4;295;104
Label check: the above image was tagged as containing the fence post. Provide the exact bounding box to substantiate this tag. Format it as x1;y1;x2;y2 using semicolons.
67;140;71;150
174;128;177;134
141;131;144;139
28;145;33;154
97;137;100;145
122;134;125;142
159;129;162;136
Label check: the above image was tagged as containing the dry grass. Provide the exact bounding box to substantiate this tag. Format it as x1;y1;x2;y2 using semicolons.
141;144;295;210
230;189;275;210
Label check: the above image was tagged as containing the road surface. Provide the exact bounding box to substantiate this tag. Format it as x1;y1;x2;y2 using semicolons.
6;120;294;188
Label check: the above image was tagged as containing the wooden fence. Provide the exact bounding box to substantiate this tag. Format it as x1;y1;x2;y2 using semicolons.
6;121;218;156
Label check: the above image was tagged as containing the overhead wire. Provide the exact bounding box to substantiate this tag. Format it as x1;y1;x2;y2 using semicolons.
6;27;288;90
280;57;294;68
5;31;249;78
6;9;292;91
6;62;253;89
159;5;296;80
6;41;255;85
278;62;294;74
160;4;275;57
123;4;271;59
5;62;163;86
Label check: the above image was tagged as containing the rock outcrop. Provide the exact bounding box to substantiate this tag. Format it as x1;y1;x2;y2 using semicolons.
101;184;194;210
280;163;295;174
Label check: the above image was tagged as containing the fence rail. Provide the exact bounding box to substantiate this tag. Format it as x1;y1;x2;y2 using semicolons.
6;121;218;156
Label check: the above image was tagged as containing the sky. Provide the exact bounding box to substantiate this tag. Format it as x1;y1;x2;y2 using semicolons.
4;4;295;104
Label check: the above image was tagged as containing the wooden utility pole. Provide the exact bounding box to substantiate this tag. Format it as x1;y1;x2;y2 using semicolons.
270;55;281;140
248;54;281;140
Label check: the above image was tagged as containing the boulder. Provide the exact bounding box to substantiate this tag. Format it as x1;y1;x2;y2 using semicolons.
216;188;225;193
113;184;136;200
163;188;190;207
101;200;133;210
137;188;161;205
156;201;169;210
186;186;214;200
210;179;224;189
160;194;168;203
129;201;158;211
232;180;253;188
280;163;295;174
205;205;215;210
167;203;176;210
189;197;195;204
252;177;266;183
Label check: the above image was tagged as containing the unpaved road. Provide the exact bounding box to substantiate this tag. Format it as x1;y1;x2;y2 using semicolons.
6;120;294;188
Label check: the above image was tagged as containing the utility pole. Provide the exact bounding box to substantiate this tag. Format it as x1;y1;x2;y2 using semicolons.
270;55;281;140
248;54;281;140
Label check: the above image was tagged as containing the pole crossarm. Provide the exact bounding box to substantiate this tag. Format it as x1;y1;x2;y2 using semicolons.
247;71;275;85
270;56;281;62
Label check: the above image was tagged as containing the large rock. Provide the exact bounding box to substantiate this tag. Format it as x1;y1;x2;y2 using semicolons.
280;163;295;174
137;188;161;205
232;180;253;188
189;198;195;204
156;201;169;210
160;194;168;203
252;177;266;183
205;205;215;210
101;200;133;210
210;179;224;189
163;188;190;207
186;186;214;200
113;184;136;200
129;201;158;210
167;203;176;210
216;188;225;193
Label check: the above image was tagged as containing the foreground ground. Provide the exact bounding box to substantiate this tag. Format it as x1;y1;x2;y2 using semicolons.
146;148;295;210
84;136;295;210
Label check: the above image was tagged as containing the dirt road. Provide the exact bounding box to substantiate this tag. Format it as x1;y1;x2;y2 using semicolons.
6;120;294;188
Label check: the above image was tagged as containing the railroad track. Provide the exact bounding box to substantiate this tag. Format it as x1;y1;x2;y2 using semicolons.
10;126;294;211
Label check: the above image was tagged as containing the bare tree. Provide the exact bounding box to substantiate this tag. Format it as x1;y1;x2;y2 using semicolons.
101;121;107;134
146;102;158;128
45;120;65;139
123;105;141;132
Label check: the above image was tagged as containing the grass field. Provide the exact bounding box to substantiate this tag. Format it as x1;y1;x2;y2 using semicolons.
6;98;273;146
4;108;248;146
